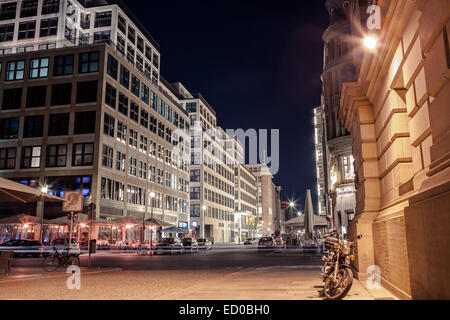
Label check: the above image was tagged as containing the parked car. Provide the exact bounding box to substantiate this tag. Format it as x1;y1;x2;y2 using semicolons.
244;238;257;245
43;238;80;257
182;238;199;253
197;238;212;250
153;238;184;255
0;240;43;257
258;236;277;252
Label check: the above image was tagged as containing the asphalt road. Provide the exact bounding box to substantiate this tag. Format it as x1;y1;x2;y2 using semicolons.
10;246;323;271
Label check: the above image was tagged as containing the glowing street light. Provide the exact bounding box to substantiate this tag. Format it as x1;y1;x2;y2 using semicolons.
363;35;378;51
41;186;48;194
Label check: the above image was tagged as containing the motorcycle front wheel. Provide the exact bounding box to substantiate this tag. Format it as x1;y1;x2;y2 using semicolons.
324;268;353;300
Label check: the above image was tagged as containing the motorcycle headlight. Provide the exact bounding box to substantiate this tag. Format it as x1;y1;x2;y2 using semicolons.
342;245;351;255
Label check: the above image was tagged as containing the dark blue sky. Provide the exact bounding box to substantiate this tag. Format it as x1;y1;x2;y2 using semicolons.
125;0;329;208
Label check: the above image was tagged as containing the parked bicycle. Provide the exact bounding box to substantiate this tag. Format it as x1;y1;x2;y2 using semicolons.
42;246;80;272
136;244;151;256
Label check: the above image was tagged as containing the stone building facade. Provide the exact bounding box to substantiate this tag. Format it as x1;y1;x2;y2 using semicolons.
340;0;450;299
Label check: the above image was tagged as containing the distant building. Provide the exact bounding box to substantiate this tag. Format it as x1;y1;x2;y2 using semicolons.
245;164;275;237
313;106;327;216
321;0;359;234
233;164;257;242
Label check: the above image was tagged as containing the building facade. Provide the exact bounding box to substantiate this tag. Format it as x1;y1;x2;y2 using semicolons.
0;0;191;243
321;0;360;234
245;164;275;237
179;94;236;243
340;0;450;299
314;106;327;216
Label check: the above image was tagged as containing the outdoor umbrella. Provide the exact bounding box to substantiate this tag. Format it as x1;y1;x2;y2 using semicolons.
0;213;48;225
0;177;64;203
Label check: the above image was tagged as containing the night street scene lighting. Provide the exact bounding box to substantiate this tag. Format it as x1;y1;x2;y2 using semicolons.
0;0;449;315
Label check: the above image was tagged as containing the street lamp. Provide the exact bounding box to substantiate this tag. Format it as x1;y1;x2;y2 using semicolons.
149;192;156;252
201;205;207;238
39;186;48;243
363;35;378;51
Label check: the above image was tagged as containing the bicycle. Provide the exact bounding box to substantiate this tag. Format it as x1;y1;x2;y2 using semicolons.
42;246;80;272
136;244;150;256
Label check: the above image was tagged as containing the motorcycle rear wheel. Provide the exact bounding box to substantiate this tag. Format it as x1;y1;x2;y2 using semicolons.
324;268;353;300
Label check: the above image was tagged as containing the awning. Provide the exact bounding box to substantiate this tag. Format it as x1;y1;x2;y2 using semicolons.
0;213;48;225
0;177;65;203
47;213;89;225
112;216;142;225
145;218;174;227
162;227;189;234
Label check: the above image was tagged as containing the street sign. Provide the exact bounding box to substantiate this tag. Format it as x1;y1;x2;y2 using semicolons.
62;191;83;212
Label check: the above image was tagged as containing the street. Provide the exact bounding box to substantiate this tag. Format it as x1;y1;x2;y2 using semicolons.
0;246;396;300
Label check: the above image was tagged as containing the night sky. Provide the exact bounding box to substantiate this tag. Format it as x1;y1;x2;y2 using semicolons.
125;0;330;209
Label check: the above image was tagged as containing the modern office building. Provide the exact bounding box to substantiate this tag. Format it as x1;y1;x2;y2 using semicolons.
169;91;236;243
245;164;275;237
233;164;257;242
313;106;327;216
0;0;191;242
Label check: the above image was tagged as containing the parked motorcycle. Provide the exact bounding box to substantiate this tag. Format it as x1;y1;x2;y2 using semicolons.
320;230;363;300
